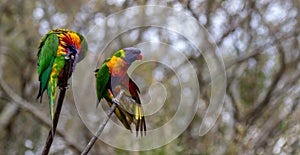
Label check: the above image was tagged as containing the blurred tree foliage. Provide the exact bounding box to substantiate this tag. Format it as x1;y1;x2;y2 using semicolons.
0;0;300;154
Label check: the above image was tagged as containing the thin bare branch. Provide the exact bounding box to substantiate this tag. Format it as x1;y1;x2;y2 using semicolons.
0;77;82;154
0;102;19;130
42;56;74;155
245;7;287;125
81;90;124;155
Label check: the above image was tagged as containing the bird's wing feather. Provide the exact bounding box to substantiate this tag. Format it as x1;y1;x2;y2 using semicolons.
128;77;146;136
37;33;59;100
96;63;133;131
95;63;110;106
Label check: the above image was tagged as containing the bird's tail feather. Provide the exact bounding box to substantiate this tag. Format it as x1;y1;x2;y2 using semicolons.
107;101;132;132
48;77;57;136
134;105;146;136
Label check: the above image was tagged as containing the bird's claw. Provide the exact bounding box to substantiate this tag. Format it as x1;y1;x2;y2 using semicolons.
65;53;75;60
112;98;120;105
65;55;70;60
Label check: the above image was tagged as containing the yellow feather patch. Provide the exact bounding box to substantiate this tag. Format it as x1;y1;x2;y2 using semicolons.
135;106;139;120
119;49;125;58
66;32;81;49
106;56;127;76
56;31;82;56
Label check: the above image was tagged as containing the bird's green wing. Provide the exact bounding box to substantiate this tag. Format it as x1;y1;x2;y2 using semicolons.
76;33;88;63
37;33;59;100
95;62;110;106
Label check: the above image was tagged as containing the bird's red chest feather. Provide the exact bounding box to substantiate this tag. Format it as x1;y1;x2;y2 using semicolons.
111;75;138;98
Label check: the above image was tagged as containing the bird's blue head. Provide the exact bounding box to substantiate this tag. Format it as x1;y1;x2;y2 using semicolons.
123;47;143;65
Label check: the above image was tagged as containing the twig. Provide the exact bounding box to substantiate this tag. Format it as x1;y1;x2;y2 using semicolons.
42;58;73;155
245;9;286;125
81;90;124;155
0;102;19;130
0;77;82;153
41;87;67;155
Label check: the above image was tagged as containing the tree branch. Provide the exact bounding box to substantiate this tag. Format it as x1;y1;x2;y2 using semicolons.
254;95;299;149
0;77;82;154
42;57;73;155
0;102;19;130
245;7;286;125
42;86;67;155
81;90;125;155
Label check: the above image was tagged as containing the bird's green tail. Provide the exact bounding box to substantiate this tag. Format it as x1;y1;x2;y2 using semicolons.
47;75;58;121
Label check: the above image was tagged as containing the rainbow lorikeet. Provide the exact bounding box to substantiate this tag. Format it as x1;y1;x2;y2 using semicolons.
95;47;146;136
37;28;87;122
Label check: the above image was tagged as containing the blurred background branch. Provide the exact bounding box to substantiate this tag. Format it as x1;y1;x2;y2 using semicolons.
0;77;82;154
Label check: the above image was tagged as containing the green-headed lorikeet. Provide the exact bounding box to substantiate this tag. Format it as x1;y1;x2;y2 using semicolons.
95;47;146;136
37;28;87;122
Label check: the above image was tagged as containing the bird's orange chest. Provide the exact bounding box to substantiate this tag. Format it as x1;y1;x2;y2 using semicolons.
106;56;128;76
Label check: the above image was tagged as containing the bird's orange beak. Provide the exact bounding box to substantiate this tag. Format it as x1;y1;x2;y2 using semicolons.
137;54;143;60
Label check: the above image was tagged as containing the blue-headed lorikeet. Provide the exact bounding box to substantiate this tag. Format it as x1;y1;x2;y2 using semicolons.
95;47;146;136
37;28;87;123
